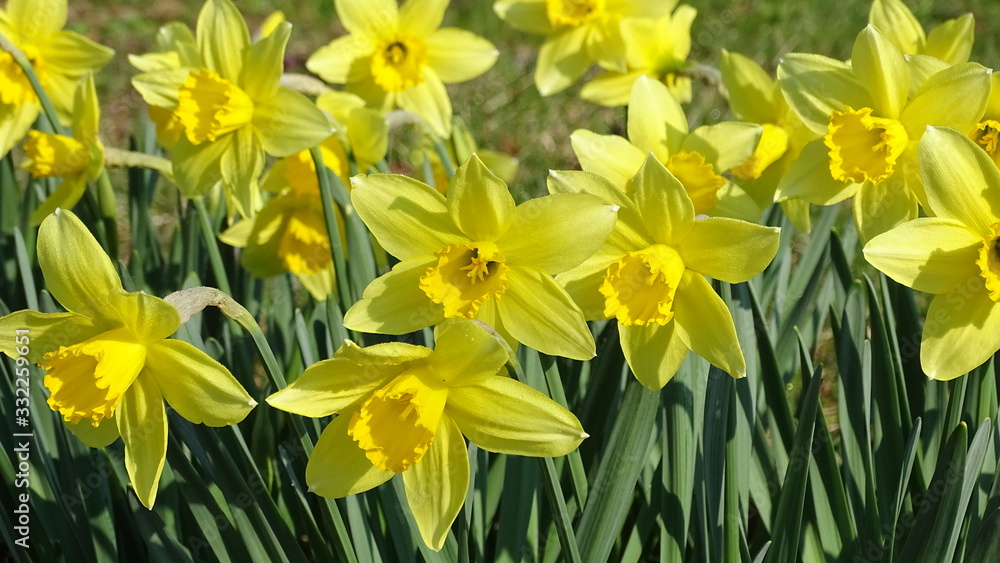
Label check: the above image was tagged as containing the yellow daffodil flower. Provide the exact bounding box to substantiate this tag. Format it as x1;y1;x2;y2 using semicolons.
0;209;255;508
267;319;586;550
719;50;818;232
23;75;104;226
869;0;973;64
572;75;763;221
552;156;780;389
344;154;618;360
494;0;671;96
219;138;351;301
412;117;519;194
863;126;1000;380
315;90;389;173
307;0;498;138
774;25;990;243
967;73;1000;168
581;5;696;107
132;0;331;217
0;0;113;157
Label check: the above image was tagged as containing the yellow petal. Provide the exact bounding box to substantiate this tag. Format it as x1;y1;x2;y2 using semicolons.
922;287;1000;380
672;271;745;378
900;62;990;140
445;376;585;456
448;154;515;241
569;129;645;189
580;70;645;108
863;218;981;294
197;0;250;82
306;412;394;497
546;169;651;252
919;126;1000;238
172;134;230;197
868;0;925;54
628;75;687;159
397;70;452;138
556;253;621;320
774;139;859;205
719;50;779;124
29;174;88;227
219;126;265;218
117;371;167;509
493;0;554;35
496;193;617;273
335;0;399;37
619;323;688;390
495;267;595;360
399;0;447;36
37;31;115;77
65;415;120;448
535;26;590;96
676;218;780;283
343;257;446;334
632;155;694;244
429;319;509;385
37;208;123;318
852;25;908;118
403;416;468;551
852;172;918;244
306;34;375;84
777;53;870;134
8;0;66;40
0;310;99;362
351;173;465;259
425;28;498;83
925;14;974;65
348;107;389;166
240;21;289;102
682;121;762;172
145;339;254;426
131;68;191;111
253;88;333;157
0;103;38;158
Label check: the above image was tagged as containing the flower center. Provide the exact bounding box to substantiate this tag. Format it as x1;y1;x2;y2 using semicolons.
370;36;427;92
420;242;509;318
39;328;147;427
174;68;255;145
665;151;727;214
348;370;448;473
0;43;46;106
22;131;90;178
546;0;603;27
600;245;685;326
731;123;790;180
824;106;908;184
970;120;1000;167
977;222;1000;302
278;209;332;275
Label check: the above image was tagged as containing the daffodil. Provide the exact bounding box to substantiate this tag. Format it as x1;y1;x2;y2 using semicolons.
869;0;973;64
552;156;779;389
219;138;350;301
571;75;763;221
494;0;672;96
719;50;817;231
344;154;617;360
0;209;255;508
267;318;586;550
23;75;104;226
580;5;696;107
315;90;389;172
967;73;1000;168
306;0;498;138
0;0;113;157
131;0;331;217
863;126;1000;380
774;25;990;243
412;117;519;194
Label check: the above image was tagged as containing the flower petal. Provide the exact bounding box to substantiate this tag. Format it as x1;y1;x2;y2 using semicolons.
546;170;651;252
570;129;645;189
172;134;230;197
145;339;254;426
922;286;1000;380
448;154;515;241
556;253;620;320
851;25;908;118
306;413;394;497
777;53;871;134
493;0;553;35
628;74;688;159
131;69;191;111
37;208;122;319
403;416;468;551
580;70;645;108
919;126;1000;238
425;28;498;83
619;323;688;390
868;0;925;55
0;310;100;362
682;121;762;172
397;70;452;138
497;193;617;273
673;271;745;378
852;172;919;244
103;290;181;344
676;218;780;283
864;217;981;294
240;21;289;102
429;319;509;385
197;0;250;82
351;173;463;259
535;27;591;97
117;371;168;509
925;14;974;65
0;103;38;158
37;31;115;77
343;257;446;334
253;88;333;157
220;127;265;217
496;267;595;360
65;416;120;448
8;0;65;39
445;375;585;456
774;139;859;205
900;62;990;140
306;34;374;84
335;0;399;37
720;50;779;124
29;174;89;227
632;154;694;245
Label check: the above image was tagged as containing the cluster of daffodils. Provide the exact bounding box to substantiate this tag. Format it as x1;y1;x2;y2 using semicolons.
1;0;999;550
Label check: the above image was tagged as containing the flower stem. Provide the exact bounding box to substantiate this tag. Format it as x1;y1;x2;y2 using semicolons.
193;197;233;296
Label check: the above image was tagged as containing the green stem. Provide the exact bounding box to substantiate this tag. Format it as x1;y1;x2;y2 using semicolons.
96;171;119;259
310;146;355;312
103;147;174;181
193;198;233;296
431;137;457;179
